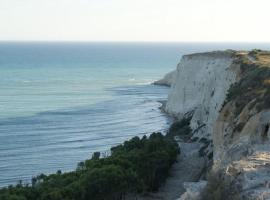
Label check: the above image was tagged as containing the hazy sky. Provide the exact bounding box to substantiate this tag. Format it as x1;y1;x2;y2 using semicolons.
1;0;270;41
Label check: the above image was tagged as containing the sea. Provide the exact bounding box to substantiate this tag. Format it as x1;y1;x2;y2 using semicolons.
0;42;270;187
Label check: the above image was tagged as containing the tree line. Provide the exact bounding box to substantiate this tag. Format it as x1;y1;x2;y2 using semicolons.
0;132;179;200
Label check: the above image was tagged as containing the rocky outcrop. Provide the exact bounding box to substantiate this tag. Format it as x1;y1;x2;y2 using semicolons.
165;51;240;140
153;70;176;87
211;51;270;199
163;50;270;200
213;94;270;199
177;181;207;200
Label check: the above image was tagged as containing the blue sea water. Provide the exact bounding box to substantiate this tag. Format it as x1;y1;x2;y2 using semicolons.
1;42;270;187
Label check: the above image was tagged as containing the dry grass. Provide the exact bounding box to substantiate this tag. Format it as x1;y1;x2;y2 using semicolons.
224;50;270;116
256;54;270;66
248;50;270;66
201;171;242;200
263;79;270;86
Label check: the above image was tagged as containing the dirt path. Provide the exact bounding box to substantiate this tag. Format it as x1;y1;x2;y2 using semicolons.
138;141;206;200
247;54;256;63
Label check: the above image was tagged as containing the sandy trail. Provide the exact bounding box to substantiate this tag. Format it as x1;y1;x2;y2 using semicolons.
247;54;256;62
138;141;205;200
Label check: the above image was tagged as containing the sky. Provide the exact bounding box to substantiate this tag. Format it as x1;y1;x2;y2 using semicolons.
0;0;270;42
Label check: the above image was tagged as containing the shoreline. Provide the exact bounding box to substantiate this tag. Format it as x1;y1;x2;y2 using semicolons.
0;83;172;188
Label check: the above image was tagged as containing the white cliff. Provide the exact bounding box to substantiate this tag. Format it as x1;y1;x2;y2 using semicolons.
154;70;176;87
163;50;270;199
165;51;240;140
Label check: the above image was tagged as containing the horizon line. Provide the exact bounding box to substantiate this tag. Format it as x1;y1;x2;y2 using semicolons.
1;40;270;43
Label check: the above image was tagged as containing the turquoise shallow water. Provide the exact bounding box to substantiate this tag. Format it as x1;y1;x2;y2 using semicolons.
1;42;270;186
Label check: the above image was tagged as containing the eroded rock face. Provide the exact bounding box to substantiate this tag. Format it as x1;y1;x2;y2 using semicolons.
165;50;270;200
153;70;176;87
214;106;270;199
165;51;240;140
177;181;207;200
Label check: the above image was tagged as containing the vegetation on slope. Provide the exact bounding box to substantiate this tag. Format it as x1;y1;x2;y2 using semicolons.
0;132;179;200
202;50;270;199
166;117;192;140
225;50;270;117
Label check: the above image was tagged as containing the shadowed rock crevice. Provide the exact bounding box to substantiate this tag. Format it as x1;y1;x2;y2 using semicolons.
262;123;269;141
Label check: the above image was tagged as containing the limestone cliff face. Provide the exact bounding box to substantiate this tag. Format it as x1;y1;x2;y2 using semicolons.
211;51;270;199
153;70;176;87
163;50;270;200
165;51;240;140
213;102;270;199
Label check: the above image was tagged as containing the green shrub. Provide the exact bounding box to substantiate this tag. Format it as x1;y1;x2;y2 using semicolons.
167;117;192;139
0;132;179;200
225;55;270;116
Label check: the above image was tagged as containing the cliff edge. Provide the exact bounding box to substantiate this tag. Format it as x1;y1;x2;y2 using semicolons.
153;70;176;87
163;50;270;200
